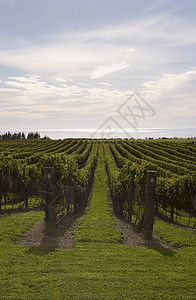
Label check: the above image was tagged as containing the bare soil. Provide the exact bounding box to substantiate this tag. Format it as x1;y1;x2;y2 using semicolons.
15;209;178;250
15;177;95;250
104;165;178;250
15;214;79;249
107;188;178;250
114;217;178;249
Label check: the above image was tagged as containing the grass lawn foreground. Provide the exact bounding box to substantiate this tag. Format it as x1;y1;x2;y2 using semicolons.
0;147;196;299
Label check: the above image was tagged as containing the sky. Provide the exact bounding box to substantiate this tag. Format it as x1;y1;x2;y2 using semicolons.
0;0;196;138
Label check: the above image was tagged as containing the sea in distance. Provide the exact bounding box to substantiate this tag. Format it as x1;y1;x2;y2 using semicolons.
1;127;196;140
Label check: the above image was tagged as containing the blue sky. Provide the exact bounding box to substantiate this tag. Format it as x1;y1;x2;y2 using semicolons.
0;0;196;137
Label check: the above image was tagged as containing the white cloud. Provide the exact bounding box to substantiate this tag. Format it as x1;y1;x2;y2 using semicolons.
56;78;67;84
0;46;96;73
141;68;196;123
1;67;195;129
91;63;130;79
142;69;196;96
0;109;48;120
99;82;111;87
0;10;195;79
0;2;196;130
0;75;132;121
142;0;172;13
0;67;195;131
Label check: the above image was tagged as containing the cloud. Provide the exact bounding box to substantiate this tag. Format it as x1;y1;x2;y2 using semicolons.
142;68;196;96
141;68;196;123
99;82;111;87
0;46;96;73
142;0;173;13
91;63;130;79
0;75;132;121
0;2;196;130
0;9;195;78
0;109;48;120
0;66;195;131
56;78;67;84
1;67;196;128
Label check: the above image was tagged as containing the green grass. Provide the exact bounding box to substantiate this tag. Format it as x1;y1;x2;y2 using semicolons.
154;219;196;247
74;147;123;245
0;148;196;299
157;206;196;228
0;211;44;242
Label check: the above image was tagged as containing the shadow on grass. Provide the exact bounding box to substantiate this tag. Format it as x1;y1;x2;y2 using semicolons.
147;246;177;257
25;246;56;256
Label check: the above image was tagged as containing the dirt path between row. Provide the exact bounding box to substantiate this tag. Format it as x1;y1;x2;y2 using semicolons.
16;152;180;250
104;162;179;250
15;216;79;249
15;178;95;249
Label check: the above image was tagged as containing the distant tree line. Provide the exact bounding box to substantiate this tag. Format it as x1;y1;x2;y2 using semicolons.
0;131;42;140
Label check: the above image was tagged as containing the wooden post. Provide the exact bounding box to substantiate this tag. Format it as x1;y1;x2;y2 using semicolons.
43;167;57;237
128;182;135;222
192;194;196;210
144;170;157;240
